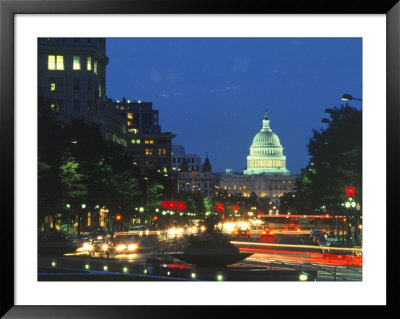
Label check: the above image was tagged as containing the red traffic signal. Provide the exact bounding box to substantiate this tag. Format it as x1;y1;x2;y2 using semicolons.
153;216;158;221
161;201;168;208
168;201;176;210
346;186;356;197
115;214;122;221
232;204;239;211
216;203;224;212
177;202;186;211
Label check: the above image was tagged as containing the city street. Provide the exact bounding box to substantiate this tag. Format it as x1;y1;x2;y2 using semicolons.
39;232;362;281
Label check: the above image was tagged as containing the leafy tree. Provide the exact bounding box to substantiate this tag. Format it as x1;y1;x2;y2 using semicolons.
293;105;362;216
59;151;88;235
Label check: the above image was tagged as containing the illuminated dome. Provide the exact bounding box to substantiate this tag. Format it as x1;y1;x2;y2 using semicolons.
243;110;289;175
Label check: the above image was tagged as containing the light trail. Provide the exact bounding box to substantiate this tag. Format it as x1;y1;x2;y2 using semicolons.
231;240;362;253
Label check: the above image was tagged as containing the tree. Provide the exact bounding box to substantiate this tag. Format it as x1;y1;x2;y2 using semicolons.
59;151;88;236
294;105;362;216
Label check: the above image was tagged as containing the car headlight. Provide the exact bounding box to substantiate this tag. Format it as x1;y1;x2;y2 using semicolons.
128;244;138;251
102;244;109;251
82;243;94;251
116;244;127;252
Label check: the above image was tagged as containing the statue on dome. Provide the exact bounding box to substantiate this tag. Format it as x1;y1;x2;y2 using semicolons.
264;109;269;120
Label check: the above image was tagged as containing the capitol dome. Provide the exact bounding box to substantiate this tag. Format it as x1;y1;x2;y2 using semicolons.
243;110;290;175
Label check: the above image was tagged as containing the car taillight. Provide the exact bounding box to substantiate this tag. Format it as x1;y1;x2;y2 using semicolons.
262;231;266;235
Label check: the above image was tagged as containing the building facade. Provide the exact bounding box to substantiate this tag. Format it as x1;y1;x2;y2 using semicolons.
177;154;216;198
38;38;109;133
105;98;176;174
171;144;203;173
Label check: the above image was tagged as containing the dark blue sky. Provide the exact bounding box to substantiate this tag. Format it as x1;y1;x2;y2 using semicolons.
106;38;362;174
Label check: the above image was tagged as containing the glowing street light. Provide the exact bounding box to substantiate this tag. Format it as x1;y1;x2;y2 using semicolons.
342;94;362;101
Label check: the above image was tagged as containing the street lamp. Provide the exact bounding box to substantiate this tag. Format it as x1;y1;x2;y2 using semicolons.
341;94;362;101
144;177;150;227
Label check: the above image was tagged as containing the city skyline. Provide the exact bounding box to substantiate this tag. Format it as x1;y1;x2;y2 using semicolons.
106;38;362;174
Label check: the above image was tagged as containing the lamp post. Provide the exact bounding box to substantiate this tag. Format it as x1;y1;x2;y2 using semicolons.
144;177;150;227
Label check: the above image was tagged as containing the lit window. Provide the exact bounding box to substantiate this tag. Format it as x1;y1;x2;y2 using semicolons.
127;113;134;120
73;56;81;70
136;139;140;144
145;148;153;155
48;55;64;70
87;56;91;70
94;59;98;75
98;83;101;97
150;140;154;144
48;55;56;70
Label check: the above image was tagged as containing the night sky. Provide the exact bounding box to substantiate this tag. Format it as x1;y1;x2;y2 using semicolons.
106;38;362;174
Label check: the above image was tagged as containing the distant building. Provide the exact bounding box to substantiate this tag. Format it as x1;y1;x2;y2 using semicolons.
171;145;203;173
38;38;109;133
177;153;216;198
217;110;297;205
105;98;176;174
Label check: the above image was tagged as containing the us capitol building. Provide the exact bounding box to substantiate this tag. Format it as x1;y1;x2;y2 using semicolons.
216;110;297;204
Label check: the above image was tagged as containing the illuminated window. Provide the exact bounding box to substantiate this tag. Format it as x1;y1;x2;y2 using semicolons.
94;59;98;75
48;55;55;70
48;78;56;91
136;139;140;144
127;113;134;120
48;55;64;70
145;148;153;155
128;128;138;134
87;56;91;70
73;56;81;70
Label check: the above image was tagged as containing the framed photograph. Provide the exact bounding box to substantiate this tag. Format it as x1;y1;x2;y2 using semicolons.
1;0;398;317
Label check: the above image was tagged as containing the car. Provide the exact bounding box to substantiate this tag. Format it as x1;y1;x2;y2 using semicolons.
260;227;275;238
310;229;324;239
324;241;355;255
232;228;251;238
111;237;139;254
90;228;114;240
128;225;147;234
282;225;302;231
76;237;112;258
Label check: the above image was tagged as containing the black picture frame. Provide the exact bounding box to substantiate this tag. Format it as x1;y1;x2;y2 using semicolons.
1;0;398;317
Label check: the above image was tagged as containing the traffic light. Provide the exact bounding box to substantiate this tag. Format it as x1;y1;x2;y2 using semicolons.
216;203;224;212
168;201;176;210
177;202;186;211
115;214;122;221
346;186;356;197
232;204;239;211
153;216;158;221
161;201;168;209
